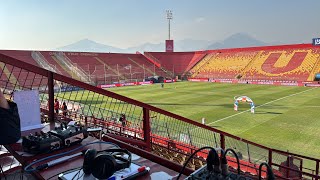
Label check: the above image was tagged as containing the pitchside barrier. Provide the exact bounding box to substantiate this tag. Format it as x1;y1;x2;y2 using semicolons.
1;53;319;179
97;81;153;89
188;78;320;87
97;79;175;89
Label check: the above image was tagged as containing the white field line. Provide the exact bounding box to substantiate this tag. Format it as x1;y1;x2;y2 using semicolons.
208;87;316;125
260;105;320;108
191;87;316;132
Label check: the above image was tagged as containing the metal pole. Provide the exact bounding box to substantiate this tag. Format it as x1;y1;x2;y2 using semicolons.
143;107;151;151
220;134;225;149
316;160;319;180
213;133;218;147
168;18;170;40
268;149;272;167
104;64;106;85
247;143;251;163
48;72;54;122
143;64;145;79
187;128;193;146
166;10;172;40
117;64;119;82
173;64;174;78
88;64;91;82
130;64;132;80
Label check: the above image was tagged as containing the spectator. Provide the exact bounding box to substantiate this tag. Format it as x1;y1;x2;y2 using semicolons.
119;114;126;127
279;156;302;179
0;90;21;144
54;98;60;114
62;102;68;116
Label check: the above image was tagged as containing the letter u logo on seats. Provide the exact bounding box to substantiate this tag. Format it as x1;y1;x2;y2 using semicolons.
261;52;307;74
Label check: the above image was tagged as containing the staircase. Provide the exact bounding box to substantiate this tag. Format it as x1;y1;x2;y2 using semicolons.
158;65;174;78
141;52;161;67
94;57;126;80
53;52;92;83
238;51;263;79
128;57;155;75
307;51;320;81
182;52;207;76
31;51;62;74
190;52;219;78
142;52;174;78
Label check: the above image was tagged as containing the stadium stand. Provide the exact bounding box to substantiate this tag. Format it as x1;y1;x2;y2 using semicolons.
63;52;168;84
190;44;320;81
2;44;320;83
38;51;72;78
182;51;207;76
242;49;318;81
0;50;169;85
146;52;201;77
189;52;220;78
192;50;258;79
0;50;38;67
95;53;164;82
309;49;320;81
65;53;104;76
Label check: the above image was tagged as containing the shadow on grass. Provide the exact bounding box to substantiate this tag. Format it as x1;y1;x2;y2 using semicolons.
147;102;232;107
254;111;283;115
70;99;128;105
262;105;288;109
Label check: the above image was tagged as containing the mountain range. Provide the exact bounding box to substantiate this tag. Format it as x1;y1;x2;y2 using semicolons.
56;33;283;53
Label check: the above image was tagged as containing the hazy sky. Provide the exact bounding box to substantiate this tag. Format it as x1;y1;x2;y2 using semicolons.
1;0;319;50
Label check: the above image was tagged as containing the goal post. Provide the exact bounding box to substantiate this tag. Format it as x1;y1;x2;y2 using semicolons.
233;96;255;113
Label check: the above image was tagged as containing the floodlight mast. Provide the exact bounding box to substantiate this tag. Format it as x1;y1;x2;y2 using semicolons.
166;10;173;40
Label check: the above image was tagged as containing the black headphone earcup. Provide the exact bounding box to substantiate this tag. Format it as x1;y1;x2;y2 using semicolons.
91;154;117;179
83;149;97;174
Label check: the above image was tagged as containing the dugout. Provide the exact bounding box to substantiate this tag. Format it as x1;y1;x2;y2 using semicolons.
314;73;320;81
144;76;164;83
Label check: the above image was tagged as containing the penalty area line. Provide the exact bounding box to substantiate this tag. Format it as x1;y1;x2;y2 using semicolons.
190;87;316;133
208;87;316;125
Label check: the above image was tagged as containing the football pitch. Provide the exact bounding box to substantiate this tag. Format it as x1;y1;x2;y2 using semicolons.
103;81;320;159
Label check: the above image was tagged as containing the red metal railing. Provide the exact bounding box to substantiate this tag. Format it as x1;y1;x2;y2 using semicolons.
0;53;319;179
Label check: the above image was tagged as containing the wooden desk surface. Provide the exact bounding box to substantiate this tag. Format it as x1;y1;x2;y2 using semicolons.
6;136;185;180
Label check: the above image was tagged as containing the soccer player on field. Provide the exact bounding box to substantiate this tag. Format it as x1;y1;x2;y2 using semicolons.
234;101;238;111
250;102;255;114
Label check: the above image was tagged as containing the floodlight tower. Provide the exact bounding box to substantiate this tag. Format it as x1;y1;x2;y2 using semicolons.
165;10;174;52
166;10;173;40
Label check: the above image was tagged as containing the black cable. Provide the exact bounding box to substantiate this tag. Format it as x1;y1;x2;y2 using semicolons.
0;164;7;180
177;146;217;180
71;167;83;180
47;166;82;180
259;162;275;180
223;148;240;175
76;170;84;180
24;141;119;173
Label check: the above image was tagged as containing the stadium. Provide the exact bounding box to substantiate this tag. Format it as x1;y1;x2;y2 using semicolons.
1;1;320;180
1;43;320;179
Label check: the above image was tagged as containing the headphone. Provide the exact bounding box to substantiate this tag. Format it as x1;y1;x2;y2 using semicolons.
83;148;132;179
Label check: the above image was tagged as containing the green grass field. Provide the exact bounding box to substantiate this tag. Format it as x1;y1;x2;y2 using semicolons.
103;81;320;159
